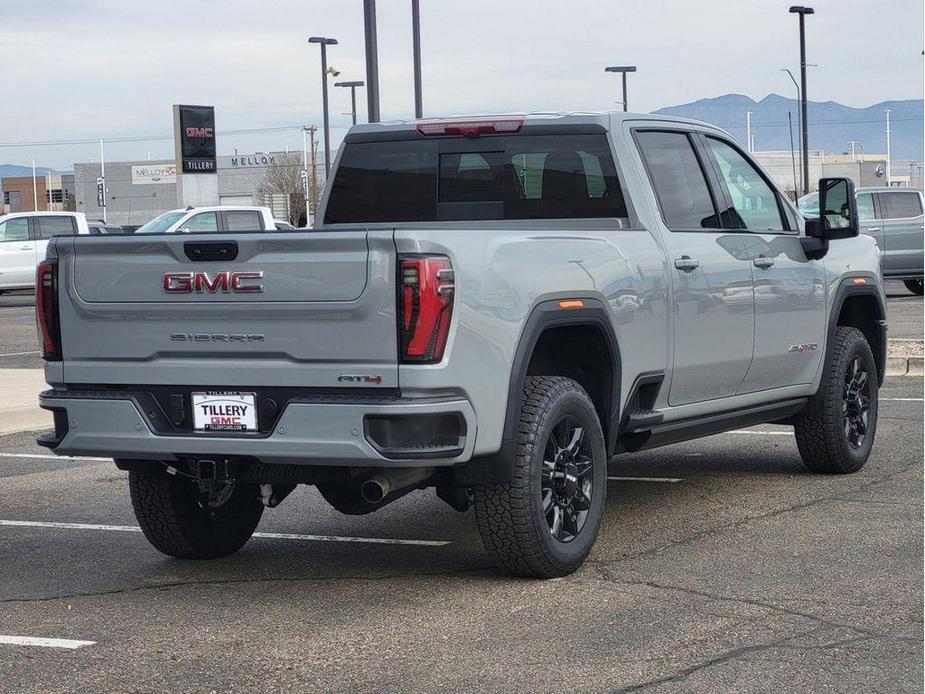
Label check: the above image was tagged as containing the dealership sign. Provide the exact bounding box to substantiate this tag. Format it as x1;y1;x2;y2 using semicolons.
131;164;177;185
231;153;276;167
175;105;217;174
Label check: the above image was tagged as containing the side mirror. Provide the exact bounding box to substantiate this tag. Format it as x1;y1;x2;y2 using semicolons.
805;177;859;240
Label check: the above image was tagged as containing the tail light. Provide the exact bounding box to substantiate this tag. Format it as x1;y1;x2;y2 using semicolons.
35;259;61;361
399;255;454;363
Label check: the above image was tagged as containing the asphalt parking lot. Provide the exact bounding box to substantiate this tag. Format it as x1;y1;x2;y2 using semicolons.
0;280;922;692
0;382;921;691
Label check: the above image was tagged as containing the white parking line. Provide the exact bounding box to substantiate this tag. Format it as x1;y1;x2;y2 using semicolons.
882;398;923;402
608;476;682;483
0;519;450;547
0;635;95;649
0;453;110;462
0;350;40;358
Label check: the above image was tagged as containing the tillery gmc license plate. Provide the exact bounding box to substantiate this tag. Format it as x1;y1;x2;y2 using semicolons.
191;392;258;432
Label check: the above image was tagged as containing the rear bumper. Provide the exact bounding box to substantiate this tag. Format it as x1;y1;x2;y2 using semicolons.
38;390;476;467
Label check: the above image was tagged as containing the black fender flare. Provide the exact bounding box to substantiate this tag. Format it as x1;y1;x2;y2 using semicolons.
455;297;621;485
826;276;887;386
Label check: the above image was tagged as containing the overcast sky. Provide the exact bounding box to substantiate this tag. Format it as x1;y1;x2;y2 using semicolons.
1;0;922;169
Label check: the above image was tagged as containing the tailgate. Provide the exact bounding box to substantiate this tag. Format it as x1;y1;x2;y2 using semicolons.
54;230;398;388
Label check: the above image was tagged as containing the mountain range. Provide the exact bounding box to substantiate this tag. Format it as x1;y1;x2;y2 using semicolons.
0;164;59;178
655;94;923;162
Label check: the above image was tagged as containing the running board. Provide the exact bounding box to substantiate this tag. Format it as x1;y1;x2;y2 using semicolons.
616;398;807;453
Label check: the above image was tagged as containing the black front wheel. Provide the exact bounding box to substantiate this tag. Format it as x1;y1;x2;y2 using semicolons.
903;279;924;296
794;327;878;474
128;465;264;559
473;376;607;578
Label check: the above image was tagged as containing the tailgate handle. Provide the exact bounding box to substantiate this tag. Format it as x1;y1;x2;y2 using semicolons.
184;241;238;262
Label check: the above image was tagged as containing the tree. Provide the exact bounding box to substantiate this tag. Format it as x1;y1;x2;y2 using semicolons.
256;153;308;226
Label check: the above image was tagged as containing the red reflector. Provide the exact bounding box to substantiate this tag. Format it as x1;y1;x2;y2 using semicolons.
417;118;523;137
399;255;454;363
35;259;61;361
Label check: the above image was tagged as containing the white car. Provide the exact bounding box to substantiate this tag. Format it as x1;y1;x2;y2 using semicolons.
0;211;91;292
135;206;277;234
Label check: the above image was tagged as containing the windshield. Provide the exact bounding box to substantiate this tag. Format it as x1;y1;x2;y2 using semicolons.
135;211;185;234
797;192;819;217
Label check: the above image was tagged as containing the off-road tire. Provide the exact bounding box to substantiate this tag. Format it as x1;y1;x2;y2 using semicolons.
473;376;607;578
129;466;264;559
794;327;878;474
903;279;923;296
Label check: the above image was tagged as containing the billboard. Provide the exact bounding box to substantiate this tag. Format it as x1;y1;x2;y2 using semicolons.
174;105;216;174
131;164;177;185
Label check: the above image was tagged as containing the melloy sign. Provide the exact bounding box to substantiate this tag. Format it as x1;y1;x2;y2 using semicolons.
131;164;177;185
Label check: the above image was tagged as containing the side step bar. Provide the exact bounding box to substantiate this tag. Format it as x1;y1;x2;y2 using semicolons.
617;398;807;453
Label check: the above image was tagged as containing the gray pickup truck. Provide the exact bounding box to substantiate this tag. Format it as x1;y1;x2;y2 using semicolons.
36;113;886;577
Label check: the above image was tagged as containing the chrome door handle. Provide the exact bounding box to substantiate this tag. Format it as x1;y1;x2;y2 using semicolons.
674;256;700;272
867;227;881;232
753;256;775;269
19;246;32;251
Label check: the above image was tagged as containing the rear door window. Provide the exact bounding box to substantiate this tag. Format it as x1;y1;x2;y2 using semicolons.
0;217;30;242
224;210;263;231
635;130;720;230
879;192;923;219
36;216;77;238
324;133;627;223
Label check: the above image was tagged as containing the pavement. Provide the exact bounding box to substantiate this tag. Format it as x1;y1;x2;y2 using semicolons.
0;377;920;691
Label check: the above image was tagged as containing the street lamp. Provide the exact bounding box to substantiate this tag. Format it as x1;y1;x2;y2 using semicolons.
335;81;365;125
363;1;381;123
604;66;637;112
789;6;814;195
780;67;803;194
411;0;423;118
308;36;338;178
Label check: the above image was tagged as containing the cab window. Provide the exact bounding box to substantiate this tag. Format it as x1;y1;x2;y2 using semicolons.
37;216;77;239
0;218;30;242
224;210;262;231
856;193;876;221
879;192;923;220
705;138;786;231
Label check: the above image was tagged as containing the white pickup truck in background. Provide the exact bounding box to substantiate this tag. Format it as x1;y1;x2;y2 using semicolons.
0;211;91;293
135;206;280;234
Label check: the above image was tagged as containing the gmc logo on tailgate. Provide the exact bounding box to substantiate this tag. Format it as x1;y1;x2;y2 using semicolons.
163;271;264;294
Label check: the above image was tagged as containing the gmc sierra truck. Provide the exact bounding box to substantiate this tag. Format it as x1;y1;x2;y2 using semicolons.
35;113;886;578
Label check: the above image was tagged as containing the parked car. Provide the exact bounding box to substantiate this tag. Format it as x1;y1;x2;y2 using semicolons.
0;211;91;293
135;206;276;234
799;187;923;294
37;113;885;577
87;220;124;235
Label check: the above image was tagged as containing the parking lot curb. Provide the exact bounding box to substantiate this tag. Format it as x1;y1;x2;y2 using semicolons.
907;357;924;377
0;369;49;436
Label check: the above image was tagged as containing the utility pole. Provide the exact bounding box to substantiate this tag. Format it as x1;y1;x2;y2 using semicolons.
885;108;892;186
789;6;814;195
788;112;798;198
335;81;364;125
308;37;338;179
99;138;107;222
31;159;37;211
746;111;753;152
309;127;319;218
781;68;803;195
363;0;381;122
604;66;637;112
411;0;423;118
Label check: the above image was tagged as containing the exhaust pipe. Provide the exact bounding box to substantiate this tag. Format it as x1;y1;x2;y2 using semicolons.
360;467;432;504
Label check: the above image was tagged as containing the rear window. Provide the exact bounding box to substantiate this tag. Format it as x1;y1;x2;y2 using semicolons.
37;216;77;238
880;192;923;219
323;134;627;224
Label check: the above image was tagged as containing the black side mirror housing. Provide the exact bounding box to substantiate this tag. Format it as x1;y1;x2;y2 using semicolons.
802;177;859;259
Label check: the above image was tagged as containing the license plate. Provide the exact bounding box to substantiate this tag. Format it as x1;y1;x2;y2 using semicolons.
192;392;258;432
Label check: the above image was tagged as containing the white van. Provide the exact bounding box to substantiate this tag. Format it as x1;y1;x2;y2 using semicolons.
0;211;91;293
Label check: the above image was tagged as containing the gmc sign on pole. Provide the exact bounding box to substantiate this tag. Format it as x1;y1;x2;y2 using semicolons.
176;105;217;174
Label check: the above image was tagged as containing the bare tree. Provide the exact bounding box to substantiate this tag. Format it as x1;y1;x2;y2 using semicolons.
256;153;308;226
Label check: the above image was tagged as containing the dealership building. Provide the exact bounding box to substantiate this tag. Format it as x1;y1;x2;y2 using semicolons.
72;151;318;227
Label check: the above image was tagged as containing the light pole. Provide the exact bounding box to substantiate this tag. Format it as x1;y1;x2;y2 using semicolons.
411;0;423;118
335;81;365;125
604;66;637;112
309;36;338;178
363;0;381;122
781;67;803;194
789;6;814;195
884;108;892;186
